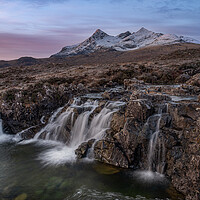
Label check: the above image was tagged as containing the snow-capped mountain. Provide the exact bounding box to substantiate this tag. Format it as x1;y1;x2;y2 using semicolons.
51;28;200;57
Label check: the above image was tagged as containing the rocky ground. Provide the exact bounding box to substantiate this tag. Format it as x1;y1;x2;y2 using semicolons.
0;43;200;199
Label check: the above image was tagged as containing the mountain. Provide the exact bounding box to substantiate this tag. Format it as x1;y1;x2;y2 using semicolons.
51;27;200;57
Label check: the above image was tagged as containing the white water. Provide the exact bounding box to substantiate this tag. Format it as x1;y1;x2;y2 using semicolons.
132;170;166;184
38;144;76;166
146;108;166;174
35;100;123;147
65;186;148;200
0;119;12;143
170;95;198;102
31;99;125;165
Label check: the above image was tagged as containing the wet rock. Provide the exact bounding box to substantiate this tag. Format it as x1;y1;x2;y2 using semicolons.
75;139;95;159
102;87;127;101
94;138;129;168
110;109;126;134
181;84;200;95
168;102;199;130
125;99;153;122
17;125;41;140
102;91;112;100
0;82;88;136
77;83;85;90
164;101;200;200
114;124;148;169
159;114;172;129
124;78;145;90
93;162;120;174
98;85;200;199
15;193;27;200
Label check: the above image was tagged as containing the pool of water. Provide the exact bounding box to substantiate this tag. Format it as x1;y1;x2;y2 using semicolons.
0;137;183;200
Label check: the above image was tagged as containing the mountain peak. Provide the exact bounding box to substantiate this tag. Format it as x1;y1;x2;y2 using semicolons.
94;29;104;33
136;27;151;34
91;29;108;39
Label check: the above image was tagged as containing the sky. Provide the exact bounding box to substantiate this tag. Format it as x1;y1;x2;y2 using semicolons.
0;0;200;60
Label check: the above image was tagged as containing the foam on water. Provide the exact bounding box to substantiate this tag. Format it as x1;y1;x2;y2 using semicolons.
130;170;167;185
64;186;150;200
38;145;76;166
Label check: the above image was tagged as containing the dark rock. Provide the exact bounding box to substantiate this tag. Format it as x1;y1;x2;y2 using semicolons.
118;31;131;39
110;110;126;134
75;139;95;159
97;86;200;199
175;73;190;83
94;138;129;168
168;102;199;130
164;102;200;200
125;99;153;122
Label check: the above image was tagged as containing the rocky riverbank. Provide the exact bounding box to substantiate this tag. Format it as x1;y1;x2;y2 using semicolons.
73;79;199;200
0;46;200;200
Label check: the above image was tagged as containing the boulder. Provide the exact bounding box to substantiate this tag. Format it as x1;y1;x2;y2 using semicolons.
94;138;129;168
75;139;95;159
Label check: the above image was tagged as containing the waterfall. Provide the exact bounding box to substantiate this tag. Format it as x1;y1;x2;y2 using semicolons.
146;107;166;174
34;106;74;142
0;119;12;143
0;119;4;140
34;98;124;150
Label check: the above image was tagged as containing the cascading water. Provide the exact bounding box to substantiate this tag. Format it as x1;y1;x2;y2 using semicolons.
0;119;12;143
146;107;166;174
69;100;98;147
33;98;124;159
0;119;5;141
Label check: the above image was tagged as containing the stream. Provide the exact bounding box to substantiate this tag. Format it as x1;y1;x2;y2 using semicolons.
0;90;189;200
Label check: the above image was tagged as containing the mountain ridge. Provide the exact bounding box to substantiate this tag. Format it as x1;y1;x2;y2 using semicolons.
51;27;200;58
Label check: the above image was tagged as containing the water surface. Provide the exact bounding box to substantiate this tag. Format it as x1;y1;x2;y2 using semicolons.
0;138;183;200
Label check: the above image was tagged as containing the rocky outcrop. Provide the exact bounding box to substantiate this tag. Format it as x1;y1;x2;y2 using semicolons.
94;137;129;168
70;77;200;199
92;80;200;200
165;102;200;200
92;87;170;169
0;83;87;135
75;139;95;159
